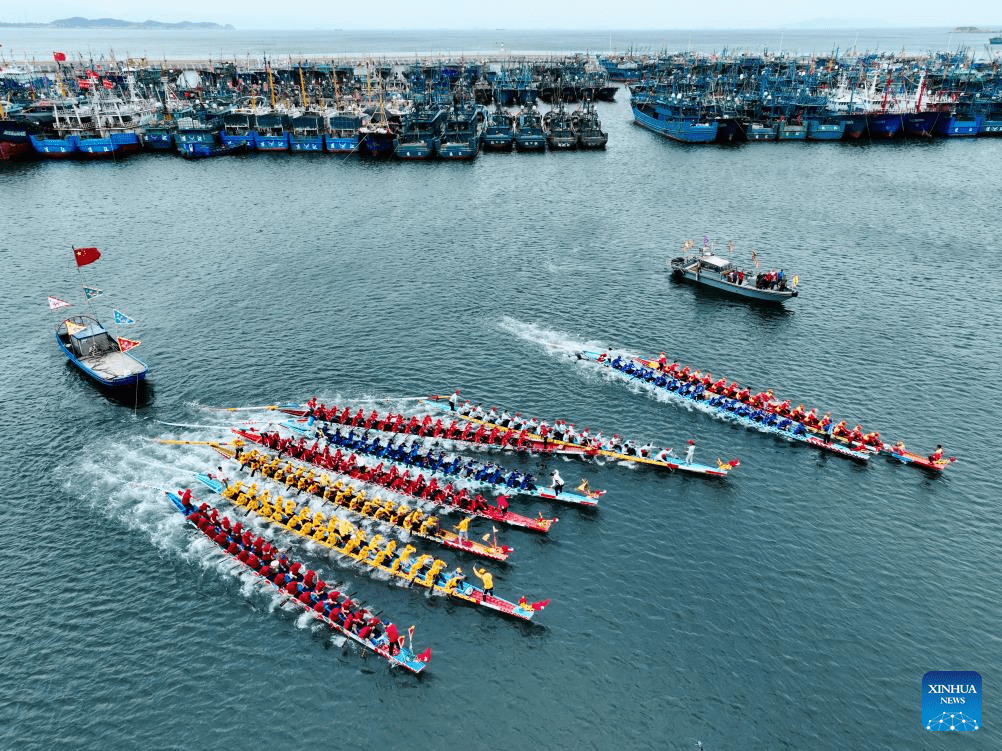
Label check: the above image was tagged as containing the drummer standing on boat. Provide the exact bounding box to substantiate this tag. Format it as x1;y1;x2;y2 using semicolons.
685;439;696;463
448;389;460;411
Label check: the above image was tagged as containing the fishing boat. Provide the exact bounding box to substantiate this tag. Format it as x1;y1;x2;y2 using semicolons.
543;101;577;150
438;101;484;160
513;105;547;151
573;99;608;149
668;241;798;304
393;99;447;159
575;351;872;462
55;314;148;388
481;103;515;152
630;93;719;143
164;487;430;673
195;475;547;622
0;117;38;160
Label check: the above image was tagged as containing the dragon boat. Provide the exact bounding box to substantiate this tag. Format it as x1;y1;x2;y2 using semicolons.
576;351;872;462
424;396;739;477
274;421;602;509
281;403;589;457
219;446;512;562
626;353;952;471
231;429;557;533
195;475;548;622
164;486;430;673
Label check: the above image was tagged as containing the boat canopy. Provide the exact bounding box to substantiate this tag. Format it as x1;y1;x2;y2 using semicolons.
697;254;735;272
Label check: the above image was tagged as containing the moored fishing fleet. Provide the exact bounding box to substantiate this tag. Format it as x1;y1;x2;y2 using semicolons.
2;54;612;161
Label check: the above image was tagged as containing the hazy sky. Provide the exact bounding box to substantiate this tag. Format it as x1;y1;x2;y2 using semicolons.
4;3;1000;30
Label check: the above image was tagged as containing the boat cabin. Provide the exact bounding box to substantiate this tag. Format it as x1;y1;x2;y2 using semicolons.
691;254;735;274
64;322;119;359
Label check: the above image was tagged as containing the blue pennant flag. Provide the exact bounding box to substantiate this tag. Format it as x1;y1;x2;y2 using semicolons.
113;309;135;325
83;286;102;300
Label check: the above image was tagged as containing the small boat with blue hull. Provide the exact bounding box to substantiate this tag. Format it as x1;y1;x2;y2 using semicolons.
175;116;243;158
544;103;577;150
746;121;778;141
30;132;80;157
630;95;718;143
76;129;142;157
669;244;798;304
55;314;148;388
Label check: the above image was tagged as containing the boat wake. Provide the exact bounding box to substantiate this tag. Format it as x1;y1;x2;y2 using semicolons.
498;316;613;358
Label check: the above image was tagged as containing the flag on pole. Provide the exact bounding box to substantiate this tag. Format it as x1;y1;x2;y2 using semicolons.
65;320;86;335
792;275;800;287
117;337;141;352
53;52;67;62
102;79;114;90
482;533;491;542
113;309;135;325
73;246;101;267
416;647;432;663
83;286;102;300
47;296;72;310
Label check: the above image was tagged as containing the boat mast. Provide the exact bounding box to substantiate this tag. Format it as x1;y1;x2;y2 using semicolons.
298;64;308;110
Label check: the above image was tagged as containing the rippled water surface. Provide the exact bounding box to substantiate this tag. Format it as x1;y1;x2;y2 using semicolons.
2;69;1001;750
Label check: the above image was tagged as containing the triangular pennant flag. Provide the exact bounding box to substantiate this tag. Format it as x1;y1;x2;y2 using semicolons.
83;286;102;300
47;296;72;310
113;309;135;325
65;320;85;335
117;337;141;352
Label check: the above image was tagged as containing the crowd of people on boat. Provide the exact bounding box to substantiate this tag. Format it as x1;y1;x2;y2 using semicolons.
175;490;429;663
236;429;555;531
233;448;511;560
590;352;886;452
220;481;497;599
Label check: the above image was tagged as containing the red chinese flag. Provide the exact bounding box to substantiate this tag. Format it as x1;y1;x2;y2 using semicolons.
87;69;99;79
416;648;432;663
53;51;67;62
103;79;114;90
77;79;91;89
73;246;101;267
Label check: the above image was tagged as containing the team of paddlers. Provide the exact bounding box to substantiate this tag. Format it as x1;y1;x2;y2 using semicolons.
232;446;512;561
596;352;887;451
234;428;556;532
300;396;689;464
212;480;543;619
174;488;431;667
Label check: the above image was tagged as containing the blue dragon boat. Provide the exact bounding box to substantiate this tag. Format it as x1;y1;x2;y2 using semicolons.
575;351;870;462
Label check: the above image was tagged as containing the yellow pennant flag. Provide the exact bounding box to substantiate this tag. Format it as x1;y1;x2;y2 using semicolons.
482;533;491;542
65;320;86;335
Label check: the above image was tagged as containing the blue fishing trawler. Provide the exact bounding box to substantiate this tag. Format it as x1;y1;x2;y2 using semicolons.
513;105;546;151
221;111;258;150
394;100;447;159
289;114;324;152
255;112;291;151
438;102;484;159
325;112;364;154
481;104;514;152
631;93;718;143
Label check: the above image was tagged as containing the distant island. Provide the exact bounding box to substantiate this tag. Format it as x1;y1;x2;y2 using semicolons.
0;17;234;30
